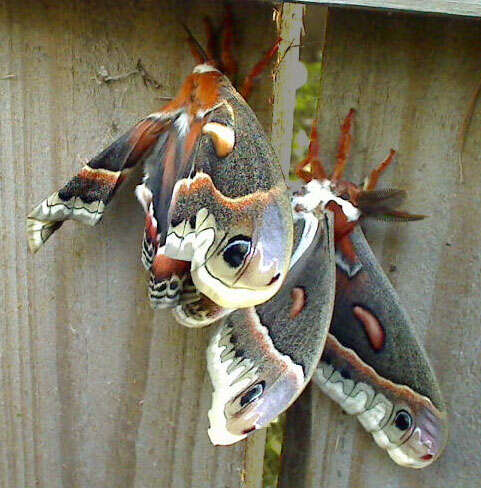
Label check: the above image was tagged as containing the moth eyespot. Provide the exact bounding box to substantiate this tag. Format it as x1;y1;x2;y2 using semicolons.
394;410;412;431
222;235;252;268
240;381;265;408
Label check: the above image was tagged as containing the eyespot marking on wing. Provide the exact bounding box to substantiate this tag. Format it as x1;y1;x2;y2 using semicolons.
240;381;265;407
314;335;447;467
353;305;385;352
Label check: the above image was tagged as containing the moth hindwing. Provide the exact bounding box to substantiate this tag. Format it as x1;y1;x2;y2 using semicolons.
314;227;447;468
206;211;335;444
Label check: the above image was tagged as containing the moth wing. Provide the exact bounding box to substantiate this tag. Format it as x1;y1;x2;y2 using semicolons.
27;114;172;253
207;212;335;445
163;80;294;310
314;227;447;468
141;102;238;308
138;119;207;309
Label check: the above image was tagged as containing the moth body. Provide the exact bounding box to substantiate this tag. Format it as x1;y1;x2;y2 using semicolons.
292;178;361;222
27;60;293;310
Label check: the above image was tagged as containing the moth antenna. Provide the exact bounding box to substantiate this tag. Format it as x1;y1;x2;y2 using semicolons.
179;21;209;64
203;16;217;62
358;189;425;221
370;210;427;222
359;188;407;204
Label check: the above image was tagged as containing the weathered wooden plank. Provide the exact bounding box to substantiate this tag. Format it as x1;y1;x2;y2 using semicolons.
0;1;295;487
277;0;481;18
280;7;481;487
271;3;305;170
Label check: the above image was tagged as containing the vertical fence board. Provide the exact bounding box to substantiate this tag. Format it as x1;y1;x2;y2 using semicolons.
281;7;481;488
0;1;292;487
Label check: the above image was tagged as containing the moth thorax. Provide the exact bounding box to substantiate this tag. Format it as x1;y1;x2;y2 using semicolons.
292;179;361;223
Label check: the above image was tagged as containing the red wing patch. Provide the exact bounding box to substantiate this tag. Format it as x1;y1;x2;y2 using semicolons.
152;254;190;281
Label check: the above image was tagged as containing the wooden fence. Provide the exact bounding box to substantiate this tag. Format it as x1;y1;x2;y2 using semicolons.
281;5;481;488
0;1;479;487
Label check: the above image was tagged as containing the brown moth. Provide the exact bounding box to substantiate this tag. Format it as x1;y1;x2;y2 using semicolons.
175;111;447;468
294;111;447;468
27;13;293;310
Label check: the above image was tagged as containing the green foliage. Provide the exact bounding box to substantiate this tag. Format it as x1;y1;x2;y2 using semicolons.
262;414;286;488
290;61;322;178
293;61;322;134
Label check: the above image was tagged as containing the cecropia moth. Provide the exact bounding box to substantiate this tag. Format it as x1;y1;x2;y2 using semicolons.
175;110;447;468
26;9;447;469
27;16;292;310
292;111;447;468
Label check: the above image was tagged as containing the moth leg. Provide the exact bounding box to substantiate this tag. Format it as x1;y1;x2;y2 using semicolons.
203;16;217;65
363;149;397;190
27;116;169;253
295;119;328;182
335;234;362;278
239;38;281;101
331;108;356;182
220;4;238;78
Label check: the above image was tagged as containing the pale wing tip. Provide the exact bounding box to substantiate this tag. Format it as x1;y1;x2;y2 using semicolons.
26;217;44;253
26;217;61;253
206;325;255;446
207;412;248;446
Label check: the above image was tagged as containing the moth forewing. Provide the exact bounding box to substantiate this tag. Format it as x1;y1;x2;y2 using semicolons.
163;76;293;309
27;64;294;312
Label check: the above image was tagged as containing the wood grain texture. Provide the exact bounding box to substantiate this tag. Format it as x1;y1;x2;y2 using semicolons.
277;0;481;17
271;3;305;170
280;7;481;488
0;1;293;487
